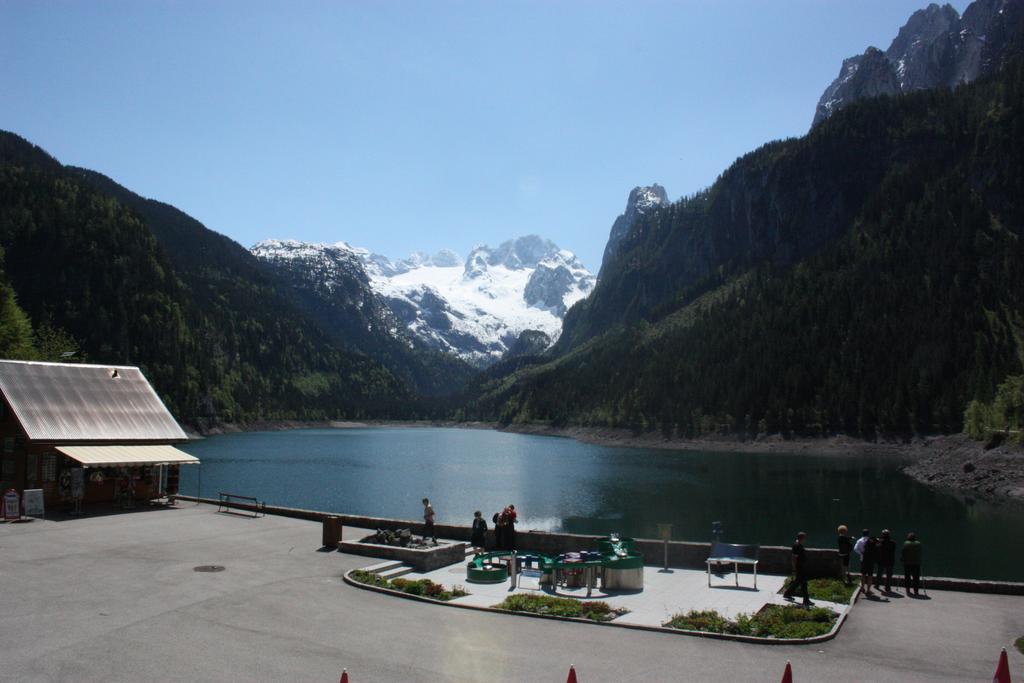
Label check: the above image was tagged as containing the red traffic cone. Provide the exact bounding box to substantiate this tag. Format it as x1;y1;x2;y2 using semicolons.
781;660;793;683
339;669;349;683
994;648;1011;683
566;664;578;683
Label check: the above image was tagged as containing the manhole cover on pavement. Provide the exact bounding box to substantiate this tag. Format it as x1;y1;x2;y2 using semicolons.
193;565;225;573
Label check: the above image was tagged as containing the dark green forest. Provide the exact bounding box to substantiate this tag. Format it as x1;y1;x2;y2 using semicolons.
0;132;415;424
466;59;1024;438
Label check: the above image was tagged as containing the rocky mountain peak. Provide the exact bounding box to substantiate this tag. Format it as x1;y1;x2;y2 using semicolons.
600;184;670;277
464;235;564;275
812;0;1023;127
886;3;961;91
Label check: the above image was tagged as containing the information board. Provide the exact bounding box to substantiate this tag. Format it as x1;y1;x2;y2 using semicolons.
22;488;44;517
3;489;19;521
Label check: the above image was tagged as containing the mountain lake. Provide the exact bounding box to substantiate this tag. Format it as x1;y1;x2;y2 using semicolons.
179;427;1024;581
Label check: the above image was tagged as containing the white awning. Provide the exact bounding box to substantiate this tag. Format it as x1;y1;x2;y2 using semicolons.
55;445;200;468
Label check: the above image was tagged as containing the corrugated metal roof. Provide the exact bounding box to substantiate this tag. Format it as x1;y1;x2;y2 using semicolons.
0;360;187;442
56;444;199;467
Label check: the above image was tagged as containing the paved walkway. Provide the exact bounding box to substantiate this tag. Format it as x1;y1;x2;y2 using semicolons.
1;504;1021;682
411;561;847;627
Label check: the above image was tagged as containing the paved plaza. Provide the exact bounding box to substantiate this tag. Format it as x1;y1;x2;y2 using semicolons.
1;504;1022;682
411;561;848;627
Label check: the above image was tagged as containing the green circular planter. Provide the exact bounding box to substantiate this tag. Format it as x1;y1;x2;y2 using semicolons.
602;554;644;570
466;563;508;584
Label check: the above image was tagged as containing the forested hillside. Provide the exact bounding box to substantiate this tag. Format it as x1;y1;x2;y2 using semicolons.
0;132;413;423
71;167;473;398
469;59;1024;437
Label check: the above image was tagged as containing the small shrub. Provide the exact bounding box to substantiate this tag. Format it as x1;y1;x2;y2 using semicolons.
493;594;626;622
750;605;836;638
349;570;390;589
664;605;837;639
664;610;734;634
1015;636;1024;656
782;576;857;603
350;572;467;601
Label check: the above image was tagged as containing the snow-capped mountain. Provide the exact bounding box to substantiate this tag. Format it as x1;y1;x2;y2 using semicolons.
251;235;595;366
250;238;410;349
813;0;1024;127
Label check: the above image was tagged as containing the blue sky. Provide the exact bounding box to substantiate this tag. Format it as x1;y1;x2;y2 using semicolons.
1;0;970;270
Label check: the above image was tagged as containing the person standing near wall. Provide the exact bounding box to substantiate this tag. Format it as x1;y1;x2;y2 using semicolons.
837;524;854;585
492;511;503;550
422;498;436;545
860;535;879;597
502;504;518;551
902;532;923;597
875;529;896;593
470;510;487;552
783;531;812;607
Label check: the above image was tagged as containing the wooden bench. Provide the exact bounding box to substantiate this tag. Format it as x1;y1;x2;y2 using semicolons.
706;541;760;589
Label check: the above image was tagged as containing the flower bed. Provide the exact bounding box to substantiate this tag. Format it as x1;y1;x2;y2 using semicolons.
780;576;858;603
493;594;629;622
664;605;838;639
349;570;468;601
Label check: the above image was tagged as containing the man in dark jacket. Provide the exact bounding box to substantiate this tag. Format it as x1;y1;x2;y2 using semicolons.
901;532;923;597
875;529;897;593
782;531;812;607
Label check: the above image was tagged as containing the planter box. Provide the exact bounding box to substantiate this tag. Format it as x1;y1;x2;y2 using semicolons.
339;535;466;572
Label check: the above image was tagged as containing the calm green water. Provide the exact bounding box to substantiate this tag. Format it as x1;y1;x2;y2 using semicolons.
179;427;1024;581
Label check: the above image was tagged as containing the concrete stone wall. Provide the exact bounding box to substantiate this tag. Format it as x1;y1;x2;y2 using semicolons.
176;496;838;577
175;496;1024;595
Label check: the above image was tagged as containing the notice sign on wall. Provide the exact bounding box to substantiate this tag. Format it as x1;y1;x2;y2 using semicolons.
3;489;19;521
23;489;44;518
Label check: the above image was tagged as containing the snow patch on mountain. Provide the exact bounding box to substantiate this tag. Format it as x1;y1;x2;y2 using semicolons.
367;236;594;364
252;235;594;366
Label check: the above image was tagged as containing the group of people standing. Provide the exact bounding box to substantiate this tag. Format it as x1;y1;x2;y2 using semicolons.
837;525;924;597
785;526;924;606
423;498;519;551
483;505;518;551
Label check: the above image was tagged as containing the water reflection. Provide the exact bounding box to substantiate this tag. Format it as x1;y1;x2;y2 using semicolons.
180;427;1024;581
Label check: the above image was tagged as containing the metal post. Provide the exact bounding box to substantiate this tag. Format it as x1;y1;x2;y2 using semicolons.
657;522;673;573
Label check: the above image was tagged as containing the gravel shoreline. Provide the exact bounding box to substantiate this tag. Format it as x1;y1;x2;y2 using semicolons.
185;419;1024;502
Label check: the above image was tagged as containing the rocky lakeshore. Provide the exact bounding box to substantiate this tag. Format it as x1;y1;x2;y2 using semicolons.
902;434;1024;501
498;424;1024;502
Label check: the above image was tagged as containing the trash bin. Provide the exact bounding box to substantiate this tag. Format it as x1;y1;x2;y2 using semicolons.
322;516;343;548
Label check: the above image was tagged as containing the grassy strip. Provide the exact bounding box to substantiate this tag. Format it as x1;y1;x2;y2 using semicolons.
492;594;629;622
349;570;468;601
781;576;858;603
664;605;838;640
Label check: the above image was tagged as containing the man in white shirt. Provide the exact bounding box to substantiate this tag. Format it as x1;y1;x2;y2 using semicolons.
853;528;870;559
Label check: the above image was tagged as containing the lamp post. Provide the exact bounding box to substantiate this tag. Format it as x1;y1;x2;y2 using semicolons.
656;523;672;573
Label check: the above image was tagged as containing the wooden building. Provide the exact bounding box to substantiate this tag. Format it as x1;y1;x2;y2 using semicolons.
0;359;197;508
